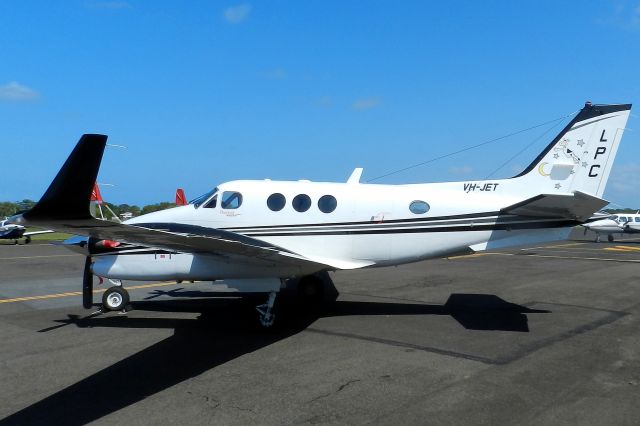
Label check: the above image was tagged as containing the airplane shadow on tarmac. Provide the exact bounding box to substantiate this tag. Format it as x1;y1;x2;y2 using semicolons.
0;289;548;425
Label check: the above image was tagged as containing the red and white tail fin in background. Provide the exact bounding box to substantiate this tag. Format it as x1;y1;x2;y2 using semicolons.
175;188;187;206
90;182;120;222
90;183;104;204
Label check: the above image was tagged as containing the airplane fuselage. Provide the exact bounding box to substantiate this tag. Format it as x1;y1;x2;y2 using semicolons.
90;178;577;281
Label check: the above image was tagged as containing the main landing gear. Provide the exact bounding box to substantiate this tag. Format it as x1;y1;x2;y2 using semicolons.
101;280;130;312
256;291;277;327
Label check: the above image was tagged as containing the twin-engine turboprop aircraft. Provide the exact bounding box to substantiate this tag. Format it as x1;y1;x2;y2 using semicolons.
10;102;632;326
582;212;640;242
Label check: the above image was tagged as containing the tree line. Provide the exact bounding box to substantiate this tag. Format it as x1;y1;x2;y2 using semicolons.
0;200;176;219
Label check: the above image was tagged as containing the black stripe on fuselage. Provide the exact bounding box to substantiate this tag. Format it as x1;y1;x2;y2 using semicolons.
221;211;503;231
97;214;577;256
243;219;578;237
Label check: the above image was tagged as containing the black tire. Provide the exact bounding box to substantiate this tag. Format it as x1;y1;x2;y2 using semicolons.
608;234;614;242
25;236;31;244
102;286;130;311
297;275;324;304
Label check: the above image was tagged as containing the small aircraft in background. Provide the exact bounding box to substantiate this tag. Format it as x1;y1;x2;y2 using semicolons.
582;212;640;242
10;102;633;326
0;218;53;244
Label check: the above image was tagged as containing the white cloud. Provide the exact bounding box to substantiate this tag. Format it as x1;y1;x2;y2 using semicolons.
608;163;640;196
0;82;40;101
598;1;640;30
316;96;332;108
448;166;474;175
263;68;287;80
352;97;382;110
224;4;251;24
90;1;131;9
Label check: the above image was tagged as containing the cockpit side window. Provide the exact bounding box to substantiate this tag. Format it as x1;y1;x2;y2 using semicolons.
190;188;218;208
221;191;243;209
204;195;217;208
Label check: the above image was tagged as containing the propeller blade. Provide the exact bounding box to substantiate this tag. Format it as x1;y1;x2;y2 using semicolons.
82;257;93;309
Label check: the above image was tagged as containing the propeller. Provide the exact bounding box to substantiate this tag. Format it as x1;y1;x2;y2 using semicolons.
82;256;93;309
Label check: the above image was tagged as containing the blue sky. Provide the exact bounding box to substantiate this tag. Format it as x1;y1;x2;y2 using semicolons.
1;0;640;207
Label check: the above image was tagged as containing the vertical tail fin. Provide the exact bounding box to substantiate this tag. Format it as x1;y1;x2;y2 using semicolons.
25;134;108;221
514;103;631;197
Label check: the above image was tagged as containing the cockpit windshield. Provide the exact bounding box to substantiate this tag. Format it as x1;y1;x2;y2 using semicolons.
190;188;218;208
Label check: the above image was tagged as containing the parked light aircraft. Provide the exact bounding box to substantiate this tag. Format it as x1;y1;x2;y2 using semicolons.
10;102;632;326
0;219;52;244
582;212;640;242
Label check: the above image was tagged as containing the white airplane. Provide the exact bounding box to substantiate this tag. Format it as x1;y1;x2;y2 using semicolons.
582;212;640;242
0;218;53;244
9;102;632;326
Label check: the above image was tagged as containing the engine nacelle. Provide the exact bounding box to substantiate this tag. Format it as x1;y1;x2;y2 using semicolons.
91;252;312;281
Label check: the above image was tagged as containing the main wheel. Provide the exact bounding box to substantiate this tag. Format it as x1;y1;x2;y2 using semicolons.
102;286;130;311
25;236;31;244
608;234;614;242
297;275;324;304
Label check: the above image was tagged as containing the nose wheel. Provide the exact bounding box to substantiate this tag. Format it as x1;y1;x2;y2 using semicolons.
102;286;130;311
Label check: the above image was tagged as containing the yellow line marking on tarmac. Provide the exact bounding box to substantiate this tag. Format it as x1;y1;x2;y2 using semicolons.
521;243;586;251
0;254;77;261
447;253;490;260
451;251;640;263
610;245;640;252
0;281;182;304
448;252;513;260
516;253;640;263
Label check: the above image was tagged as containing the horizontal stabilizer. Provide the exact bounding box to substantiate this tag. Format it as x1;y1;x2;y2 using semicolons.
502;191;608;221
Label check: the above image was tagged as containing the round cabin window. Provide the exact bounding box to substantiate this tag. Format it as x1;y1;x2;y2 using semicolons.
267;193;286;211
409;200;430;214
292;194;312;212
317;195;337;213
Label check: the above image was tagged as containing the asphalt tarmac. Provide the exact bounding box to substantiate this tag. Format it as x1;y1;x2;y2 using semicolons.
1;230;639;425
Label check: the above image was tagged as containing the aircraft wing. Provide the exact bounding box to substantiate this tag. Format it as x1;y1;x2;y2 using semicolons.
14;134;372;271
23;229;55;236
501;191;608;221
23;215;372;270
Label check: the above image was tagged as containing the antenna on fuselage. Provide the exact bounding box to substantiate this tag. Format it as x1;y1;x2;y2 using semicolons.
347;168;363;184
